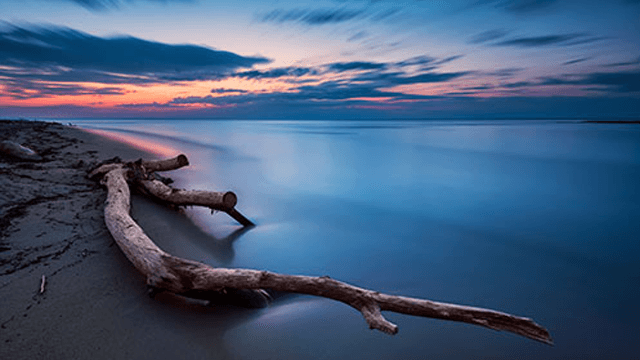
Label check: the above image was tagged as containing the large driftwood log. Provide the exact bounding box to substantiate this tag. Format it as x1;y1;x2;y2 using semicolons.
0;140;43;161
93;156;553;345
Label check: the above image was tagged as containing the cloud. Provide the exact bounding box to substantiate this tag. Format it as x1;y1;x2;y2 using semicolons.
395;55;463;68
492;33;602;47
5;94;638;120
484;68;525;77
169;59;468;109
65;0;192;11
501;81;534;88
603;56;640;67
472;0;558;14
541;71;640;92
211;88;248;94
2;79;126;99
350;71;469;85
258;6;400;26
563;57;591;65
177;53;469;109
233;67;315;80
260;8;366;25
169;83;440;108
469;29;509;44
0;23;269;84
347;31;369;42
327;61;387;72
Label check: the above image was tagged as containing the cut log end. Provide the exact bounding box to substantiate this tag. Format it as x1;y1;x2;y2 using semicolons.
176;154;189;167
222;191;238;209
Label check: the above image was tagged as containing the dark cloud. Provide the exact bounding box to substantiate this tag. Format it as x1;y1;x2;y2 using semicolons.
493;33;602;47
462;85;495;90
211;88;248;94
5;95;638;120
0;24;269;84
2;78;126;99
170;61;467;109
541;71;640;92
327;61;387;72
66;0;192;11
501;81;534;88
351;71;469;85
234;67;315;80
169;81;440;108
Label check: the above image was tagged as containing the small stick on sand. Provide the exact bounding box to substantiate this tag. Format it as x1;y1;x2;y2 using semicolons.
40;275;46;294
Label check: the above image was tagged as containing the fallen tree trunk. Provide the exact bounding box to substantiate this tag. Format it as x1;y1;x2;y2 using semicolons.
93;156;553;345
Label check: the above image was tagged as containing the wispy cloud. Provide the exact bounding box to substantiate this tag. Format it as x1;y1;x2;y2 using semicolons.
260;8;366;25
234;67;316;80
211;88;248;94
603;56;640;67
2;79;126;99
563;57;591;65
469;29;509;44
465;69;640;93
493;33;603;47
169;55;468;109
540;71;640;92
66;0;192;11
258;6;400;26
327;61;387;72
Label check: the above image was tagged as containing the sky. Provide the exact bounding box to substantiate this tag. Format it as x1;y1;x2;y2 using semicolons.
1;0;639;119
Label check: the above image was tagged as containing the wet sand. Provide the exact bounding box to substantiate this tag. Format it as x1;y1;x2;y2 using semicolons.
0;120;261;359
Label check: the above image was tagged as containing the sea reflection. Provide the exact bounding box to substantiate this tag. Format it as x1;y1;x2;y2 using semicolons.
83;127;181;158
72;119;640;360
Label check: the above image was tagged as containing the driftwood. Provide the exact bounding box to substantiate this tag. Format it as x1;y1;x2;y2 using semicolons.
40;275;46;294
91;155;553;345
0;140;43;161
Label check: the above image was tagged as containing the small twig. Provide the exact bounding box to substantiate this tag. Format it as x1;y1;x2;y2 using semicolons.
40;274;46;294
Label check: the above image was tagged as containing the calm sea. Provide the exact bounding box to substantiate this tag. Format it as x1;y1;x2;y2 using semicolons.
71;119;640;359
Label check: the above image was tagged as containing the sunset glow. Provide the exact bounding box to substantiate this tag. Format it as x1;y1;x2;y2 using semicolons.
1;0;638;119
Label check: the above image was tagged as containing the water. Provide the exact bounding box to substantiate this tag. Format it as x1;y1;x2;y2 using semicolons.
71;119;640;359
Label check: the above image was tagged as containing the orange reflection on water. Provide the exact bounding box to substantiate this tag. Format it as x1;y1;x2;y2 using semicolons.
84;128;180;158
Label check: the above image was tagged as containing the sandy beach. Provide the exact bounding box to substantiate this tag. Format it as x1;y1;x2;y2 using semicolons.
0;120;259;359
3;119;639;359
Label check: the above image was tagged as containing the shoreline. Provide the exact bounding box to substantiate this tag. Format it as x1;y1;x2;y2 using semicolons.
0;119;254;359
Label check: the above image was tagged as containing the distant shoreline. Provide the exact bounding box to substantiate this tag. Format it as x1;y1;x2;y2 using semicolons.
580;120;640;124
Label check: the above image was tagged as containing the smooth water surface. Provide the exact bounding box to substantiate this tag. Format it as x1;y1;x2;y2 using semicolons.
72;119;640;359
